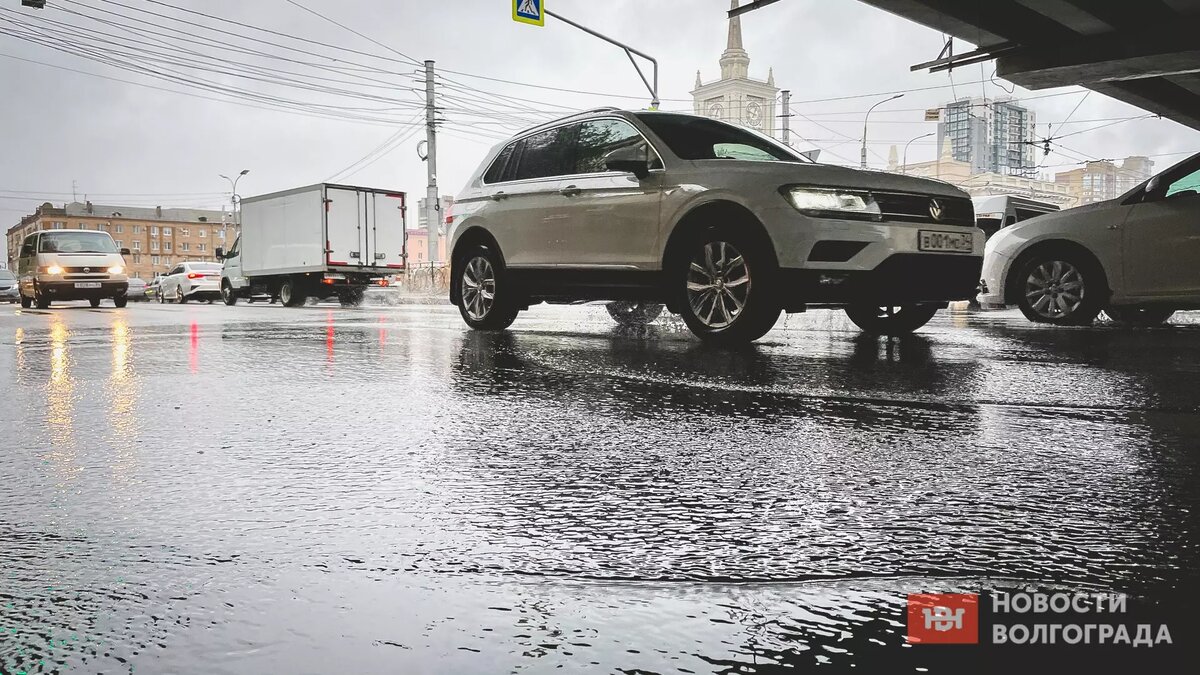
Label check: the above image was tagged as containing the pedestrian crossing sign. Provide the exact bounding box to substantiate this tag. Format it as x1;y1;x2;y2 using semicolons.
513;0;544;26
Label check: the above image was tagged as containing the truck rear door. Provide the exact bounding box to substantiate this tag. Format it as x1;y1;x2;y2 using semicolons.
325;186;406;269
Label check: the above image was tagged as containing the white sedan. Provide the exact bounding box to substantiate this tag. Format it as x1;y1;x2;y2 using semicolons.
979;151;1200;325
158;262;224;304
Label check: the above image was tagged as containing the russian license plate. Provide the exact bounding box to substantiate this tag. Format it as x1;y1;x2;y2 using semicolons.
74;282;101;289
919;230;974;253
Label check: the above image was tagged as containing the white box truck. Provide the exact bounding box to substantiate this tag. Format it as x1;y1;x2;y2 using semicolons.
217;183;406;306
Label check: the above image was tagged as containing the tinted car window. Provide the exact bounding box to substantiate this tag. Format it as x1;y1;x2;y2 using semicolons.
512;126;572;181
483;142;517;183
635;113;800;162
572;119;651;174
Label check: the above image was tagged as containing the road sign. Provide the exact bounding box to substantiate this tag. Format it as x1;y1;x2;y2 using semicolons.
513;0;544;27
925;108;943;122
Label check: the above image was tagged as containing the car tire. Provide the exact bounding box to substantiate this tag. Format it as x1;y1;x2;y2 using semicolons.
1105;306;1174;326
456;245;519;330
280;276;307;307
20;294;32;309
176;287;187;304
339;287;365;308
222;280;238;306
845;304;940;335
1015;249;1104;326
672;225;780;345
113;295;128;308
606;301;664;326
89;298;101;308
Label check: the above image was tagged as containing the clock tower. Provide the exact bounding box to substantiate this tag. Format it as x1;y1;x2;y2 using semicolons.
691;0;779;137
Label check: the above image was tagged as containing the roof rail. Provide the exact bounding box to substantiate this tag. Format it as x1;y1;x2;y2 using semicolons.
511;106;624;138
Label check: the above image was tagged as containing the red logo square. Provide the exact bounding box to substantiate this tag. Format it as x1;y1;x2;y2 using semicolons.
907;593;979;644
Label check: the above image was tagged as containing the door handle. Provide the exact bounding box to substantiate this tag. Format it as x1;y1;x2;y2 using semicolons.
491;191;509;201
559;185;581;197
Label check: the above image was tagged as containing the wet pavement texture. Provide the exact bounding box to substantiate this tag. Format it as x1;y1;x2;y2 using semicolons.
2;300;1199;673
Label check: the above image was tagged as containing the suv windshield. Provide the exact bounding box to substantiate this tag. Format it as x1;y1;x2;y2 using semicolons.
38;231;119;254
635;112;805;162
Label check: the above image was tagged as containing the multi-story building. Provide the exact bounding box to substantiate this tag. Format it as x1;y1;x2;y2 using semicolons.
938;96;1037;176
6;201;228;279
691;0;779;137
1054;156;1154;204
890;138;1079;209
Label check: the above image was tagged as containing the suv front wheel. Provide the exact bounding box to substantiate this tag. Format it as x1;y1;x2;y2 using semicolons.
457;245;519;330
674;227;780;345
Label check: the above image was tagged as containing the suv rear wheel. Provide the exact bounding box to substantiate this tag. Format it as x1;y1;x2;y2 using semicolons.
845;304;939;335
457;245;519;330
674;227;779;345
1105;306;1174;326
606;301;663;326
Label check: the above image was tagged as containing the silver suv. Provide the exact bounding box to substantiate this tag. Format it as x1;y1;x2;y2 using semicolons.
448;108;984;344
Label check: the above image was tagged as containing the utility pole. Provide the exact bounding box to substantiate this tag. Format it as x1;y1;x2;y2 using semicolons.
781;90;791;146
423;60;439;266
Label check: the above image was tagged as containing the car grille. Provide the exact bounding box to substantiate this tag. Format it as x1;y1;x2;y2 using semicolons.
875;192;974;227
62;266;109;273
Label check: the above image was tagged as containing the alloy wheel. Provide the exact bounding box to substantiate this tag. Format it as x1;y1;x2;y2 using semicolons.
460;256;496;321
1024;260;1084;320
686;241;751;329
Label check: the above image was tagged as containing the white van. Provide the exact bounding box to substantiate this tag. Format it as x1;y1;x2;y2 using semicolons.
972;195;1060;240
15;229;130;308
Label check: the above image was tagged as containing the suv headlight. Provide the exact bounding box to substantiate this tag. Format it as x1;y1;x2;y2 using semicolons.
782;187;881;222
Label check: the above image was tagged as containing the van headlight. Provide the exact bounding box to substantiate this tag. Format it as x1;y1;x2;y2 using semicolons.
44;265;64;275
782;187;881;221
107;265;124;275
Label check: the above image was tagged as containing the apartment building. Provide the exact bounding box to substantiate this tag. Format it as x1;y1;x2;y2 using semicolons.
6;201;229;278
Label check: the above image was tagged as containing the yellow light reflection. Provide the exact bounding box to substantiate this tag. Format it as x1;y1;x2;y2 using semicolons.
109;316;139;483
45;315;80;482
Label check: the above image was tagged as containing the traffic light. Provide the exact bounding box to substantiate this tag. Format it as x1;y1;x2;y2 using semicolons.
21;1;47;9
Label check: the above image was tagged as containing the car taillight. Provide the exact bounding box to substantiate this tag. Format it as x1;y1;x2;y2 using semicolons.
187;272;209;279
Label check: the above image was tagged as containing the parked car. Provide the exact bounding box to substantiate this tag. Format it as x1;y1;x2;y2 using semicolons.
0;269;18;303
158;261;223;304
971;195;1059;240
979;150;1200;325
125;277;148;301
447;108;984;343
13;229;130;308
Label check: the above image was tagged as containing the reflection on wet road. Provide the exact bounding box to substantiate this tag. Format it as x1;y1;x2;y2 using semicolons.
2;302;1198;672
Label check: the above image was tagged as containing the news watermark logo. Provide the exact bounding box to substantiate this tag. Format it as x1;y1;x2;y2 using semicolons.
906;591;1176;649
907;593;979;644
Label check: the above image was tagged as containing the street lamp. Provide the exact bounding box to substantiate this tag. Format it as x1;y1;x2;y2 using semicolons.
218;169;249;246
902;132;936;174
861;94;904;169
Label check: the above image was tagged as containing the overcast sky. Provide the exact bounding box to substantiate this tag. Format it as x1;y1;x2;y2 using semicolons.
2;0;1198;224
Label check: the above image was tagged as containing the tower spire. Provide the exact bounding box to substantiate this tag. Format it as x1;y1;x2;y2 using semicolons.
727;0;744;51
720;0;750;80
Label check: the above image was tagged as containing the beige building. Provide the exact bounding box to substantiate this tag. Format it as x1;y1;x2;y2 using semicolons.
7;201;228;279
890;139;1079;209
1054;156;1154;204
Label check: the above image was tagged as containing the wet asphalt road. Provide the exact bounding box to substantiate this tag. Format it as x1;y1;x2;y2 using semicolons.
2;299;1199;673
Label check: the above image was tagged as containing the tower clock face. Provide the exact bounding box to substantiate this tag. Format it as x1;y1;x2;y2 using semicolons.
708;103;724;118
746;100;762;128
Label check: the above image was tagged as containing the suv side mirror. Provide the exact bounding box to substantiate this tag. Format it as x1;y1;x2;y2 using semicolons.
1144;175;1161;198
604;145;651;180
120;247;131;256
214;247;225;260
